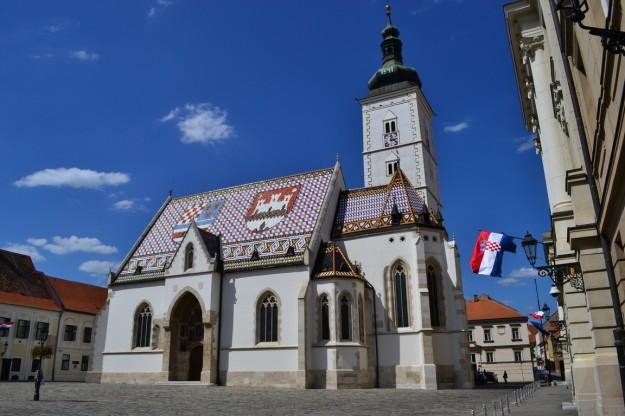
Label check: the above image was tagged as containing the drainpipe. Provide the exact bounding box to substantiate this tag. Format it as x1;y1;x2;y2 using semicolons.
365;282;380;388
548;0;625;406
214;265;225;386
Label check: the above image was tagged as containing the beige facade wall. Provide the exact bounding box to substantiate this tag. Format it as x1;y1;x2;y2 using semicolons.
0;303;59;381
505;1;625;414
468;320;533;383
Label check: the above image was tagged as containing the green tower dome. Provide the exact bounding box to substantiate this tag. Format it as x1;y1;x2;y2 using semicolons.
367;4;422;96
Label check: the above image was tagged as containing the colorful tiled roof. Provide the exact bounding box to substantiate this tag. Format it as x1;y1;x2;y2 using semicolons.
465;295;524;322
0;249;60;311
313;242;365;280
334;169;432;236
47;276;107;315
116;166;336;280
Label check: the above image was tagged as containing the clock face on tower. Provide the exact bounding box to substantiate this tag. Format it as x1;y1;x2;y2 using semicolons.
384;131;399;147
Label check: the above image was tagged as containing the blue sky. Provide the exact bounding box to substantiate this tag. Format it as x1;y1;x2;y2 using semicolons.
0;0;556;315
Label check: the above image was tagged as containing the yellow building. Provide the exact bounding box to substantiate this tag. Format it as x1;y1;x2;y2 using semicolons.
0;249;107;382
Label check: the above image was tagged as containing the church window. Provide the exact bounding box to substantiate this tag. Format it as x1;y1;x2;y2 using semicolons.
320;294;330;341
340;295;351;341
426;264;444;327
258;293;278;343
184;243;194;270
134;303;152;348
393;264;409;328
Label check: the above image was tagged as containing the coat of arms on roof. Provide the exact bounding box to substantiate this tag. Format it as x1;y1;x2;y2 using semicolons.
245;185;300;232
173;199;225;242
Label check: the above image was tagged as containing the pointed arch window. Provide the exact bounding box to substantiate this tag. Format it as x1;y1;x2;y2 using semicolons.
427;265;442;327
358;295;365;343
134;304;152;348
258;293;278;343
394;264;409;328
340;295;352;341
184;243;194;270
320;294;330;341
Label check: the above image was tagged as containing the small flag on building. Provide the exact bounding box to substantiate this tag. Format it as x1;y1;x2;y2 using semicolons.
530;310;545;320
469;230;517;277
528;317;550;338
0;322;15;329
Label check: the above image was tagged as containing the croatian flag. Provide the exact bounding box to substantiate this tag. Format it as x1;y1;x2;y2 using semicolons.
469;230;517;277
530;310;545;320
528;317;550;338
0;322;15;329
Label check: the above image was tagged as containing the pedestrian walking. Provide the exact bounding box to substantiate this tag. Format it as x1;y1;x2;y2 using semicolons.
503;370;508;384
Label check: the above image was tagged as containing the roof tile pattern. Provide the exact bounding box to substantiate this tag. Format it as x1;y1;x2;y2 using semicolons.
0;249;59;311
334;169;429;236
465;295;524;321
119;168;334;277
47;276;107;315
313;242;365;280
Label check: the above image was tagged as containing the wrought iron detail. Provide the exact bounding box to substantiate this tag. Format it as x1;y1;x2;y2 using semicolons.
536;262;584;291
554;0;625;56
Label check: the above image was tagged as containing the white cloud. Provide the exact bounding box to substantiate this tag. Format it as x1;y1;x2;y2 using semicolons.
161;103;234;144
36;236;117;255
14;167;130;189
27;238;48;247
509;267;538;278
46;25;61;33
516;136;536;153
113;199;136;210
2;244;46;262
29;53;53;60
443;122;469;133
159;108;179;122
79;260;119;277
147;0;173;17
69;50;100;62
497;267;538;286
497;277;524;287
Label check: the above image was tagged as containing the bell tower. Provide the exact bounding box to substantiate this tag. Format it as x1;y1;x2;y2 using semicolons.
360;4;441;214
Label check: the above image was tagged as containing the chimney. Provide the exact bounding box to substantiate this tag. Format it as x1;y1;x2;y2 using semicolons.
473;294;479;302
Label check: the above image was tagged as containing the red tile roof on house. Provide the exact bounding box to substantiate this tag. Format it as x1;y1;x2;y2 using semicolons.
0;249;60;311
0;249;107;314
466;294;525;322
0;291;61;312
47;276;107;315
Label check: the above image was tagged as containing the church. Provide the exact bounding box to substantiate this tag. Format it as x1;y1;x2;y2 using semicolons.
95;5;472;389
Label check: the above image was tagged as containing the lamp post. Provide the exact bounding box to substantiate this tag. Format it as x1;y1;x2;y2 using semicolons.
552;0;625;54
33;331;48;401
542;304;552;385
521;232;585;292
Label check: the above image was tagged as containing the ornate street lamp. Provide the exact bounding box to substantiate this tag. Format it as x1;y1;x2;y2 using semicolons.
552;0;625;55
521;232;585;291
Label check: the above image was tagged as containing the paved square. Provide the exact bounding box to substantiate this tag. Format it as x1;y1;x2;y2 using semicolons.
0;382;573;415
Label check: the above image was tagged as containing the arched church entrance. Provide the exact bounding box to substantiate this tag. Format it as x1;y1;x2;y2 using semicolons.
169;292;204;381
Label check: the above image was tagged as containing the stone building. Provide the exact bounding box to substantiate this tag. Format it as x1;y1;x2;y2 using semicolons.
95;6;472;389
466;295;533;383
0;249;107;382
504;1;625;414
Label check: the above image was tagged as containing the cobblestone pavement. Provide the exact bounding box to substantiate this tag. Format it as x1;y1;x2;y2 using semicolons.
0;382;573;416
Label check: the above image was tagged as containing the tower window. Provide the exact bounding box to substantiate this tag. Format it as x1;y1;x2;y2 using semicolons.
384;120;397;133
386;161;399;176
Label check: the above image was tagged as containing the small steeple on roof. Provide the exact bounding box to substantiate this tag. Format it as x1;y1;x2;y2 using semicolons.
367;3;421;95
313;242;364;280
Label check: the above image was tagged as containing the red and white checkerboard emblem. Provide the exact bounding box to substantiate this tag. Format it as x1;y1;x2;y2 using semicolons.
482;241;502;252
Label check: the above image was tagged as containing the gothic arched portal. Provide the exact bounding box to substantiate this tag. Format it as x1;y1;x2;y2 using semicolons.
168;292;204;381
